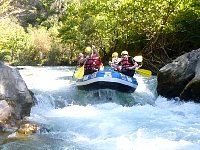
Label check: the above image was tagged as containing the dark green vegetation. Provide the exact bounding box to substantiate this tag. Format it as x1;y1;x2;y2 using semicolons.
0;0;200;73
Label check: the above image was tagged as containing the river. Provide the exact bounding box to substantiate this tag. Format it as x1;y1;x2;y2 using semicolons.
1;66;200;150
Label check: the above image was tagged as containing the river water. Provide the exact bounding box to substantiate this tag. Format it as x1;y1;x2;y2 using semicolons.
1;66;200;150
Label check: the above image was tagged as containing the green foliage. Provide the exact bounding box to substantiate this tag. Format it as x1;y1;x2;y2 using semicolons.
0;18;64;65
59;0;200;64
148;0;200;55
41;0;55;8
0;0;11;14
0;18;28;63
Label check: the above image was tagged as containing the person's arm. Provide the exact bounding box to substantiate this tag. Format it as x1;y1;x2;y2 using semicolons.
92;45;99;57
128;57;138;70
116;60;122;70
129;62;138;70
78;57;86;65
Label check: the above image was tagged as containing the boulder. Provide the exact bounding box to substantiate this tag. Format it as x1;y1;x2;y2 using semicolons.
157;48;200;102
180;59;200;101
0;62;35;130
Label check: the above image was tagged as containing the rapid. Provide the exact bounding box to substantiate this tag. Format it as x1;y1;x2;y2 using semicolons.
1;66;200;150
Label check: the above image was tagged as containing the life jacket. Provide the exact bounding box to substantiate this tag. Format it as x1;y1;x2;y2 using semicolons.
120;56;135;70
84;54;101;71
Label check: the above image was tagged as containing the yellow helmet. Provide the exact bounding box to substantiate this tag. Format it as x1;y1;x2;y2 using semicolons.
112;52;118;57
121;50;128;55
85;46;92;53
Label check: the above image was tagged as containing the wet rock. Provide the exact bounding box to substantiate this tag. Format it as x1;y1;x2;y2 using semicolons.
180;59;200;102
0;62;35;130
0;100;13;124
7;123;39;139
157;48;200;102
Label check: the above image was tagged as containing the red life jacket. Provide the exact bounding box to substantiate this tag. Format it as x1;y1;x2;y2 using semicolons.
84;55;101;71
120;56;134;70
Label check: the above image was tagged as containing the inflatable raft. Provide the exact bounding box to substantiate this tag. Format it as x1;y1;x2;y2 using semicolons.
76;70;138;93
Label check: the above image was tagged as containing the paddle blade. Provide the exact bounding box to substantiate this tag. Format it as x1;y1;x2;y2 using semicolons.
136;69;152;78
74;65;85;79
133;55;143;62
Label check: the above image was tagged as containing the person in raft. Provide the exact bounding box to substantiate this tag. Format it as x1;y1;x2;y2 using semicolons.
78;45;103;75
109;52;121;70
117;50;139;77
77;52;84;66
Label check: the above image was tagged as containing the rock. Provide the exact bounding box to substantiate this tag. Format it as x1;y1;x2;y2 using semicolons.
0;62;35;130
180;59;200;102
157;48;200;102
0;100;13;124
7;123;39;139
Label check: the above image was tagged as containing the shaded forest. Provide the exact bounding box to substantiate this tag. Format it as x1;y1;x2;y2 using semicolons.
0;0;200;74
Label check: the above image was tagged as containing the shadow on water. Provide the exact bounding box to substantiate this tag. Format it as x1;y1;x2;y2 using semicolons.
72;89;138;106
33;82;155;110
34;90;134;109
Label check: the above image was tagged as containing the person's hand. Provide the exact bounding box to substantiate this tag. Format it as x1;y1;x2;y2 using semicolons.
128;67;133;70
117;66;122;70
86;55;90;59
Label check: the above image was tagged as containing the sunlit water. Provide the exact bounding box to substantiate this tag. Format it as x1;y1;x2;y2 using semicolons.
1;66;200;150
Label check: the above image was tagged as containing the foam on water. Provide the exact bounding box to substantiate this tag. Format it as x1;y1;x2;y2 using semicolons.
28;99;200;150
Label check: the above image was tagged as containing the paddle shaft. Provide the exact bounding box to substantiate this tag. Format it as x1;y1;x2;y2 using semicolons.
72;62;79;78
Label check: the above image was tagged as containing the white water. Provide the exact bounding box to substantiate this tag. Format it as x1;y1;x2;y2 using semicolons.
2;66;200;150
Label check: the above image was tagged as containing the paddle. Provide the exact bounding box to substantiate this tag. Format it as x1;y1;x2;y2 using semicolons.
136;69;152;78
74;65;85;79
70;62;79;80
133;55;143;62
133;55;152;78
